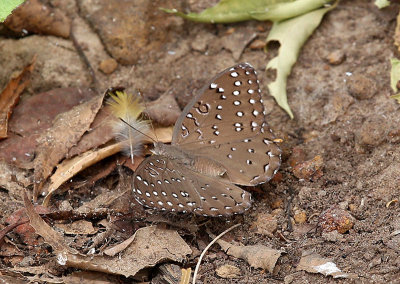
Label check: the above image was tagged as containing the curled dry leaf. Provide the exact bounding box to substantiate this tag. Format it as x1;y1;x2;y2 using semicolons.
145;93;181;127
42;142;123;207
4;0;71;38
266;3;337;118
296;251;355;279
215;237;281;273
24;194;192;278
33;93;105;199
0;56;35;139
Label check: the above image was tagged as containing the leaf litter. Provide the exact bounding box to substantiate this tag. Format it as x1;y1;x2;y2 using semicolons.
33;92;105;199
0;87;97;168
24;189;192;278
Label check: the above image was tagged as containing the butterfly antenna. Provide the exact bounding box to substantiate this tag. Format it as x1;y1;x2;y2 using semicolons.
119;118;157;144
138;90;159;142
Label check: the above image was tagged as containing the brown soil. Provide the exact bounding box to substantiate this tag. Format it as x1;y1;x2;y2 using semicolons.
1;0;400;283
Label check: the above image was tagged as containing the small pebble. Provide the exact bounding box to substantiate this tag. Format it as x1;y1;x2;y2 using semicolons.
356;116;387;147
346;74;377;100
99;58;118;74
252;213;278;237
294;210;307;224
249;39;266;50
293;155;324;181
59;200;73;211
216;264;241;279
318;206;355;234
326;50;346;65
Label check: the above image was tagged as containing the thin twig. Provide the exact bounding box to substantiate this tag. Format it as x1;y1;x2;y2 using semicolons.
70;20;99;92
192;223;241;284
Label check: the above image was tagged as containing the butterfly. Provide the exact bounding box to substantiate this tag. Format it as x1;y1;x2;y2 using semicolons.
132;63;281;216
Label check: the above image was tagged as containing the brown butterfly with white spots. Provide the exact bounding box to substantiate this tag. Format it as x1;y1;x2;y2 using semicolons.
132;63;281;217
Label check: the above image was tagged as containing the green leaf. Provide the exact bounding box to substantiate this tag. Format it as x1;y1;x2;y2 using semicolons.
0;0;25;22
390;58;400;102
161;0;334;24
374;0;390;9
390;93;400;103
266;3;336;118
250;0;333;22
390;58;400;93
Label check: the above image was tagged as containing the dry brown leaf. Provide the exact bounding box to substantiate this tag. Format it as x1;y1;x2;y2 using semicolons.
4;0;71;38
0;56;35;139
23;190;78;254
42;142;123;207
33;93;105;199
296;251;355;279
67;107;116;158
0;87;96;168
23;196;192;279
103;226;140;256
145;93;181;126
121;155;145;172
216;238;281;273
4;205;50;246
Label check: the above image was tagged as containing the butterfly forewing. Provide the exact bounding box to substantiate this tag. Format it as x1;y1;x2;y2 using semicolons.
133;155;252;216
171;63;281;186
172;63;264;145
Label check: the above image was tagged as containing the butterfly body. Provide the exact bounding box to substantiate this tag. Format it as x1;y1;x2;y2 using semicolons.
133;63;281;217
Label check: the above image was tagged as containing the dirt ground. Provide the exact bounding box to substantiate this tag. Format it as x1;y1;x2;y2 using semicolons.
1;0;400;283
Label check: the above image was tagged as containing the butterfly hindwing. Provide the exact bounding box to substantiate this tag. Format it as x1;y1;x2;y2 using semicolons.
133;155;252;216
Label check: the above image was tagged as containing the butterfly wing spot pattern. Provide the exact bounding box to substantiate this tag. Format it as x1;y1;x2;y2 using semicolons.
133;63;281;217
